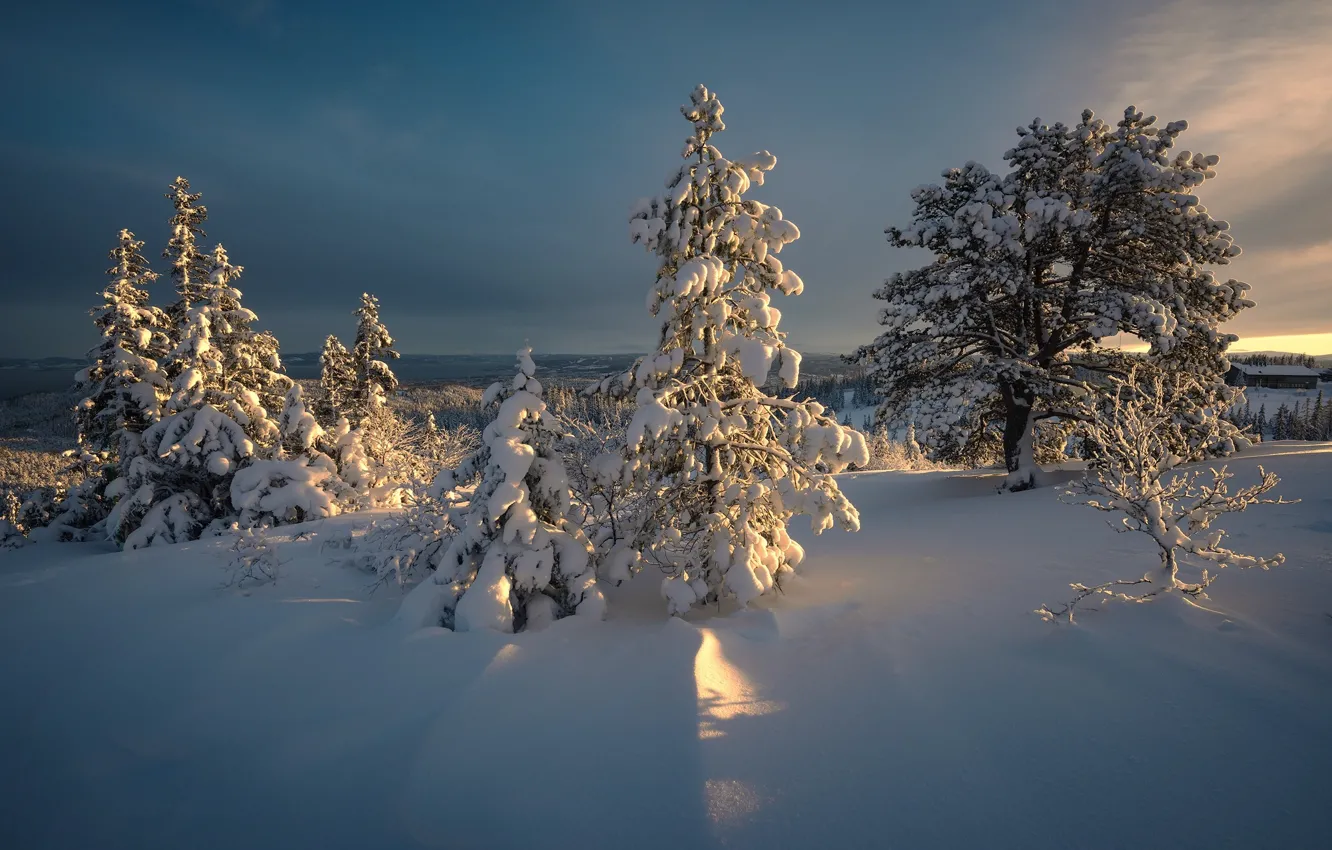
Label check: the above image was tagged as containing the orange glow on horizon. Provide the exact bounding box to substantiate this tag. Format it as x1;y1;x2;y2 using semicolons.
1111;332;1332;356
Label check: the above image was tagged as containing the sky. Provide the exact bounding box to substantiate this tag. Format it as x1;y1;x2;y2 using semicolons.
1;0;1329;358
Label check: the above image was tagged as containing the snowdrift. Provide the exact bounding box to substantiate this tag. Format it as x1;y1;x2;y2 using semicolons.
2;442;1330;849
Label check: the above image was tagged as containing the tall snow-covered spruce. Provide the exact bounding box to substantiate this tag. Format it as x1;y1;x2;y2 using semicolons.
162;176;210;337
852;107;1253;490
405;349;603;633
595;84;865;616
75;229;172;458
166;244;291;448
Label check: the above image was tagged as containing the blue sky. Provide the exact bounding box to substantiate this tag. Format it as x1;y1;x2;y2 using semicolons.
2;0;1329;357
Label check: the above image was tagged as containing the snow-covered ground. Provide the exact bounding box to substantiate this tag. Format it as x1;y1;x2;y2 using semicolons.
1239;383;1326;414
2;442;1330;849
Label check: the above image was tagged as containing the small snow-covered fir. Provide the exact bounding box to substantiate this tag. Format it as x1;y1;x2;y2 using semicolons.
349;293;400;428
316;334;355;427
405;348;603;633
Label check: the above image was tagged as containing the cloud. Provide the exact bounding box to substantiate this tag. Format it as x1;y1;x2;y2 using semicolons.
1105;0;1332;338
1112;0;1332;215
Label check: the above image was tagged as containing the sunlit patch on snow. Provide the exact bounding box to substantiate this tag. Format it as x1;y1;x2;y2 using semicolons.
693;629;782;740
483;642;523;673
704;778;765;824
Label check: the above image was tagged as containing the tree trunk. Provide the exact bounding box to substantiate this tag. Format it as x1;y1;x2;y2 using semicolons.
1001;380;1037;492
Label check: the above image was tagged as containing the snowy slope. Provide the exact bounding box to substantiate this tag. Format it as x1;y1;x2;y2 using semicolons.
2;443;1330;849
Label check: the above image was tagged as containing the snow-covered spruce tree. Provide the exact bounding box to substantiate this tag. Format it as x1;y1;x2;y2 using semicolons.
593;85;865;615
405;349;603;632
75;229;172;458
276;383;327;460
166;244;291;448
853;107;1253;491
1037;369;1293;623
109;245;293;545
316;334;355;427
349;293;399;427
324;293;404;500
163;176;210;336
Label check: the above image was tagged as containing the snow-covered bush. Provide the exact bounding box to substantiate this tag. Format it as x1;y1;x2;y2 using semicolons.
230;457;340;528
107;405;255;548
23;449;116;542
404;349;604;632
1038;370;1294;622
348;489;455;588
590;85;864;615
853;107;1254;490
0;517;25;550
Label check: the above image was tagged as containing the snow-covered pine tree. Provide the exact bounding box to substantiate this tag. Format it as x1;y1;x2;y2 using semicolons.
166;244;290;448
349;293;399;427
75;229;172;459
853;107;1253;490
406;348;603;632
163;176;210;335
593;84;865;615
316;334;355;426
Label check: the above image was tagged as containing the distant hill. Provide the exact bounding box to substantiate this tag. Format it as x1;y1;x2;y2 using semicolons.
0;352;866;399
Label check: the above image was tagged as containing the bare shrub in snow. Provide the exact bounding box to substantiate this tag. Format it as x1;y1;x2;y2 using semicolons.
1038;370;1294;623
853;107;1254;491
226;527;283;588
593;85;864;615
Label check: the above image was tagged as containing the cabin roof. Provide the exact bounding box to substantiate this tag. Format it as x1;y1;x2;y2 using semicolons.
1231;364;1322;377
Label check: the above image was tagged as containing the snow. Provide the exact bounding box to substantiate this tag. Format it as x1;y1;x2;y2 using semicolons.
2;444;1330;848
